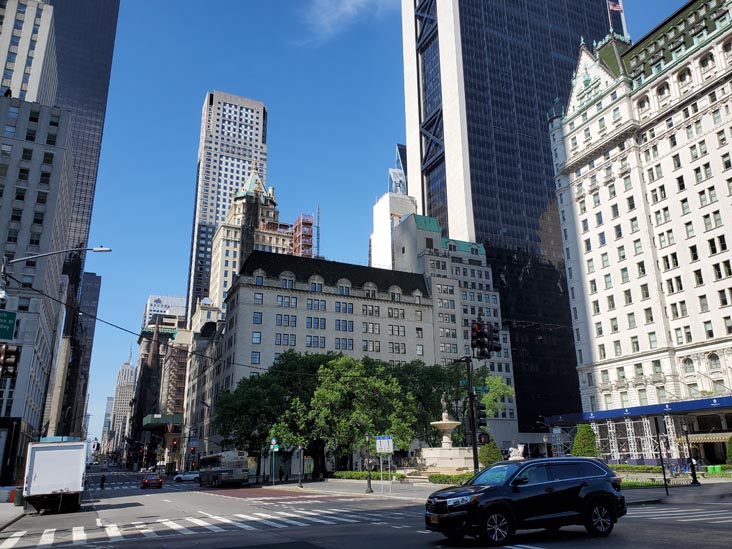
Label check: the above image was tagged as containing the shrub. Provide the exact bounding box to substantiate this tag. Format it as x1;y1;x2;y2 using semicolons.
478;438;503;467
727;437;732;464
609;465;662;473
427;473;474;485
572;424;598;457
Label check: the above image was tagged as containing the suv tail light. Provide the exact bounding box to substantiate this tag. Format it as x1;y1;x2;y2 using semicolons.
610;476;622;491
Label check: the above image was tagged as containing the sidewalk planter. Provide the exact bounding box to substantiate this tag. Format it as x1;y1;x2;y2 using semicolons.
13;489;23;507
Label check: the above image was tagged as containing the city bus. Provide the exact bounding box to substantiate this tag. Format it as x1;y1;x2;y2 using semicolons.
198;450;249;487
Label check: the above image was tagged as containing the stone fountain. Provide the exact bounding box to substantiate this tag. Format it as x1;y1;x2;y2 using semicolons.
419;412;474;471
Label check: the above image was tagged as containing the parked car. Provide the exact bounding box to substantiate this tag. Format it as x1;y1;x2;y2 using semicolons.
425;457;626;545
140;473;163;489
173;471;199;483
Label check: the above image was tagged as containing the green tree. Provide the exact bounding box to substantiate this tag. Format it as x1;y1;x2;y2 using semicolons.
476;368;515;417
572;424;598;457
478;438;503;467
308;356;417;460
385;360;465;447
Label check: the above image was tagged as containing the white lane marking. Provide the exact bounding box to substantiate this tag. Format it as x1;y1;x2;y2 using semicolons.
254;512;309;527
71;526;86;545
512;545;548;549
163;499;172;503
200;513;257;531
105;524;124;542
185;517;225;532
276;511;335;525
95;518;103;528
0;531;26;549
157;519;194;535
709;518;732;523
233;513;288;528
38;529;56;546
417;530;432;534
131;521;157;538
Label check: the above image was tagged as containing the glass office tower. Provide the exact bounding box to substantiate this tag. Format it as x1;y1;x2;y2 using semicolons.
47;0;120;250
402;0;624;432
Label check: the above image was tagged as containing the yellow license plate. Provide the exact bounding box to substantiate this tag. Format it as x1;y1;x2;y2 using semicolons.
430;514;439;524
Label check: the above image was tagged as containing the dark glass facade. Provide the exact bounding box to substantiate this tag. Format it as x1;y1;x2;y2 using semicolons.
47;0;120;250
409;0;623;432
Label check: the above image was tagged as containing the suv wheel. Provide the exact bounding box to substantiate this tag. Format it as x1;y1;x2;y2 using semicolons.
585;499;614;537
481;509;513;546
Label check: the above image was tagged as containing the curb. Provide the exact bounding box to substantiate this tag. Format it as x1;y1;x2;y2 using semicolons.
0;510;25;533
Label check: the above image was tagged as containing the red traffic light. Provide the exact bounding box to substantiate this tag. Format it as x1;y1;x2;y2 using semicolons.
190;446;196;453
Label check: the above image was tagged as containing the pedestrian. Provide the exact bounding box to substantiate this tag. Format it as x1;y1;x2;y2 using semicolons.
278;466;284;482
100;474;106;490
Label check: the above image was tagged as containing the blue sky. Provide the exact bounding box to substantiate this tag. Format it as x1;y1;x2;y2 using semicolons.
83;0;687;440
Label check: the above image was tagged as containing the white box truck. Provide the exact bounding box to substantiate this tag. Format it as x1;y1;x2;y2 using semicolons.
23;441;86;512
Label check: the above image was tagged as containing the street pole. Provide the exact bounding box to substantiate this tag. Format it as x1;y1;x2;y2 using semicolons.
298;446;303;488
653;417;670;497
466;356;479;475
682;421;701;486
365;433;373;493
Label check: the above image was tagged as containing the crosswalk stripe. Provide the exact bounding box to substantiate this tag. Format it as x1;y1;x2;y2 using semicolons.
201;513;258;531
185;517;225;532
295;508;356;523
38;529;55;546
709;518;732;524
105;524;124;542
628;508;700;515
157;519;194;535
276;511;335;525
512;545;548;549
326;508;372;519
648;511;730;520
71;526;86;545
131;522;157;537
254;512;309;527
233;513;288;528
676;512;732;522
317;509;359;523
0;531;26;549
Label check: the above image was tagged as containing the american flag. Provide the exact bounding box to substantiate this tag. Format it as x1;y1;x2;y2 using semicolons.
608;0;624;11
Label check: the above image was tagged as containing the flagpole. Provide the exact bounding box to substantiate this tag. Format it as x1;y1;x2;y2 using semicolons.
606;0;613;31
620;0;628;37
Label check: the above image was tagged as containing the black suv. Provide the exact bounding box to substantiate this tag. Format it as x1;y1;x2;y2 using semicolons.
425;457;626;545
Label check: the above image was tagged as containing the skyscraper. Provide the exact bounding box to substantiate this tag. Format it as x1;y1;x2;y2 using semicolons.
46;0;120;251
109;359;135;455
401;0;623;432
186;91;268;327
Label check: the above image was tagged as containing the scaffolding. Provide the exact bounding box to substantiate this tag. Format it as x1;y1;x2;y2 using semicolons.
590;414;686;463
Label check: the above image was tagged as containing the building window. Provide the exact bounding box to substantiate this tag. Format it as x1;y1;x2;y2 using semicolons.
251;352;260;365
253;312;262;324
254;292;263;304
252;331;261;344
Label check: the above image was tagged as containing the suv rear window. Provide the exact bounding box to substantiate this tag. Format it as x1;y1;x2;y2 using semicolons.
550;462;581;480
577;461;606;477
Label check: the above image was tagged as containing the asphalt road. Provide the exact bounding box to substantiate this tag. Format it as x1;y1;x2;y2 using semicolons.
2;472;730;548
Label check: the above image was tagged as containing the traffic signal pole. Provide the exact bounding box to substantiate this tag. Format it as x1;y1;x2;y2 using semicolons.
466;356;480;474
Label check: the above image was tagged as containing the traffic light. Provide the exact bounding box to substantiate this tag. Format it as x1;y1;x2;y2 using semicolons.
172;439;178;452
489;323;502;354
465;430;473;446
477;402;488;428
0;344;19;377
470;321;481;350
477;432;490;445
476;323;491;359
190;446;196;453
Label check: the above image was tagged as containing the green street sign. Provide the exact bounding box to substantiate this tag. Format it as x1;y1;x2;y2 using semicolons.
271;444;279;452
0;311;16;340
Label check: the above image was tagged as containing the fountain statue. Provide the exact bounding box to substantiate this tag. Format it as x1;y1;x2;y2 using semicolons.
430;412;461;449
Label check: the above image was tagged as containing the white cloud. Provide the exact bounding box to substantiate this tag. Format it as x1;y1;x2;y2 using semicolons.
301;0;399;43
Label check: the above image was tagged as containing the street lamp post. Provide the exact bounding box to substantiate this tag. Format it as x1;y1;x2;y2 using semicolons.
365;433;373;494
681;421;701;486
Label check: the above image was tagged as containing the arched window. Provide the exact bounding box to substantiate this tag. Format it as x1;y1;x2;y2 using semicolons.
683;358;695;374
708;353;721;370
